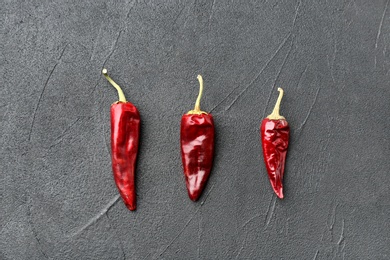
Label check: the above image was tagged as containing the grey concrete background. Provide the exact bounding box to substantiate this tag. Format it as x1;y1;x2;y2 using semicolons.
1;0;389;259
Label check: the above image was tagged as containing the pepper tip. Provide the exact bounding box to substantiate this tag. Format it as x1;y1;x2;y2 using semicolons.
188;189;201;202
126;205;136;211
276;190;284;199
189;193;200;202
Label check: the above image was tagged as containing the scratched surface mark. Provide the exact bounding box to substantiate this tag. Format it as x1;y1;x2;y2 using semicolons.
1;0;389;259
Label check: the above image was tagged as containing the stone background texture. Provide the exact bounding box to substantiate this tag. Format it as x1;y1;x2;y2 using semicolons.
1;0;389;259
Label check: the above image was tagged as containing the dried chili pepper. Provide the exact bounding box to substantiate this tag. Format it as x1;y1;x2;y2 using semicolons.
102;69;140;211
261;88;290;199
180;75;215;201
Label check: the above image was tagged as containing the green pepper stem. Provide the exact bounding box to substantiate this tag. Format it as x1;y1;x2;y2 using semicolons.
102;69;127;102
267;88;285;120
194;75;203;111
187;75;207;115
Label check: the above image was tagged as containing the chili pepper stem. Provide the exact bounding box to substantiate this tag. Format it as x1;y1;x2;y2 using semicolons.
102;69;127;102
267;88;285;120
187;75;207;115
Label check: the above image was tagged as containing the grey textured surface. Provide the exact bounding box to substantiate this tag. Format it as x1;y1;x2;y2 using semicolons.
1;0;389;259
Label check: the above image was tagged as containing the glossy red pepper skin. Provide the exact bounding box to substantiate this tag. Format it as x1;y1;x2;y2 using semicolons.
110;102;140;211
180;114;215;201
261;118;289;199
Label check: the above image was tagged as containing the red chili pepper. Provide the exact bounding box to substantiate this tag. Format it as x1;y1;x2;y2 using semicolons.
261;88;290;199
180;75;215;201
102;69;140;211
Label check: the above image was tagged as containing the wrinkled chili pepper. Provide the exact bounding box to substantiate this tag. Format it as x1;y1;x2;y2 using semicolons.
102;69;140;211
261;88;290;199
180;75;215;201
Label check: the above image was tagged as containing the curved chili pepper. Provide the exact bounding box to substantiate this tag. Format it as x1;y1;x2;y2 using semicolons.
261;88;290;199
102;69;140;211
180;75;215;201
